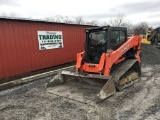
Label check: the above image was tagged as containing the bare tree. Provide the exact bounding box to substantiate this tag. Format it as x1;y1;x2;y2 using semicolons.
44;17;55;22
63;16;73;24
28;16;33;20
121;21;134;36
0;12;7;17
86;20;99;26
54;15;64;23
133;22;149;35
44;15;64;23
75;16;84;24
100;21;109;26
9;12;16;18
108;13;124;26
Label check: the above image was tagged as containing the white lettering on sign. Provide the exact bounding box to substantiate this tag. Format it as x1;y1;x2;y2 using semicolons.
121;44;130;52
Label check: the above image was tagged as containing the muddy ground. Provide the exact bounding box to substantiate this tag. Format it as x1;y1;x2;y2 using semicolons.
0;44;160;120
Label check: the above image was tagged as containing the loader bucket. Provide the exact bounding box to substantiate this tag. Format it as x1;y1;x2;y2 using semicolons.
46;70;116;103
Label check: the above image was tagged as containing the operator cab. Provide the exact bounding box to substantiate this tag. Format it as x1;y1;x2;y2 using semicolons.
85;26;127;63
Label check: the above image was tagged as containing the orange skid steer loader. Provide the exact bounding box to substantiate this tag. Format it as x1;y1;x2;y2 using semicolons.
46;26;142;102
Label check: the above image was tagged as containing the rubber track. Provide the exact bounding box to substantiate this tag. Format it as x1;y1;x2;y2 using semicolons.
110;59;139;90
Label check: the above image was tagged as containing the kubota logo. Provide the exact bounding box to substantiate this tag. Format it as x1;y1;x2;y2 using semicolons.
121;44;129;52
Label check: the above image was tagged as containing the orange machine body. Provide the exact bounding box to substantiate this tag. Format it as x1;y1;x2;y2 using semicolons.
76;36;142;76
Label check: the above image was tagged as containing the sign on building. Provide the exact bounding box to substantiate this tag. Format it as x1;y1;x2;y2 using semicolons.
37;31;63;50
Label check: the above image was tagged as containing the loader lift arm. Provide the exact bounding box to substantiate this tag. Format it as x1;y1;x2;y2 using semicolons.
103;36;141;76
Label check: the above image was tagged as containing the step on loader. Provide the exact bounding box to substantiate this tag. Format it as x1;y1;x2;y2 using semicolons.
46;26;142;103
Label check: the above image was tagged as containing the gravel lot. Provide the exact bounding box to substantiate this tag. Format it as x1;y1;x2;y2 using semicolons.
0;44;160;120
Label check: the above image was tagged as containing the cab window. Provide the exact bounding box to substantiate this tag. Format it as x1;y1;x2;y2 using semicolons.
110;30;126;49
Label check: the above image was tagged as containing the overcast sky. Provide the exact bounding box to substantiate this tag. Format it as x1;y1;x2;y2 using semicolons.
0;0;160;28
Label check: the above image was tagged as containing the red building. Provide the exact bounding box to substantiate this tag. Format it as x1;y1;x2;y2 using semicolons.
0;17;92;79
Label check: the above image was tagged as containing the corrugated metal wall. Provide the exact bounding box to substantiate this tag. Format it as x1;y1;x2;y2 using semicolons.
0;18;90;79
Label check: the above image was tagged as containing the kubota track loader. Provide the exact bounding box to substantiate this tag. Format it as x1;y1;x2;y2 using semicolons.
46;26;142;102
